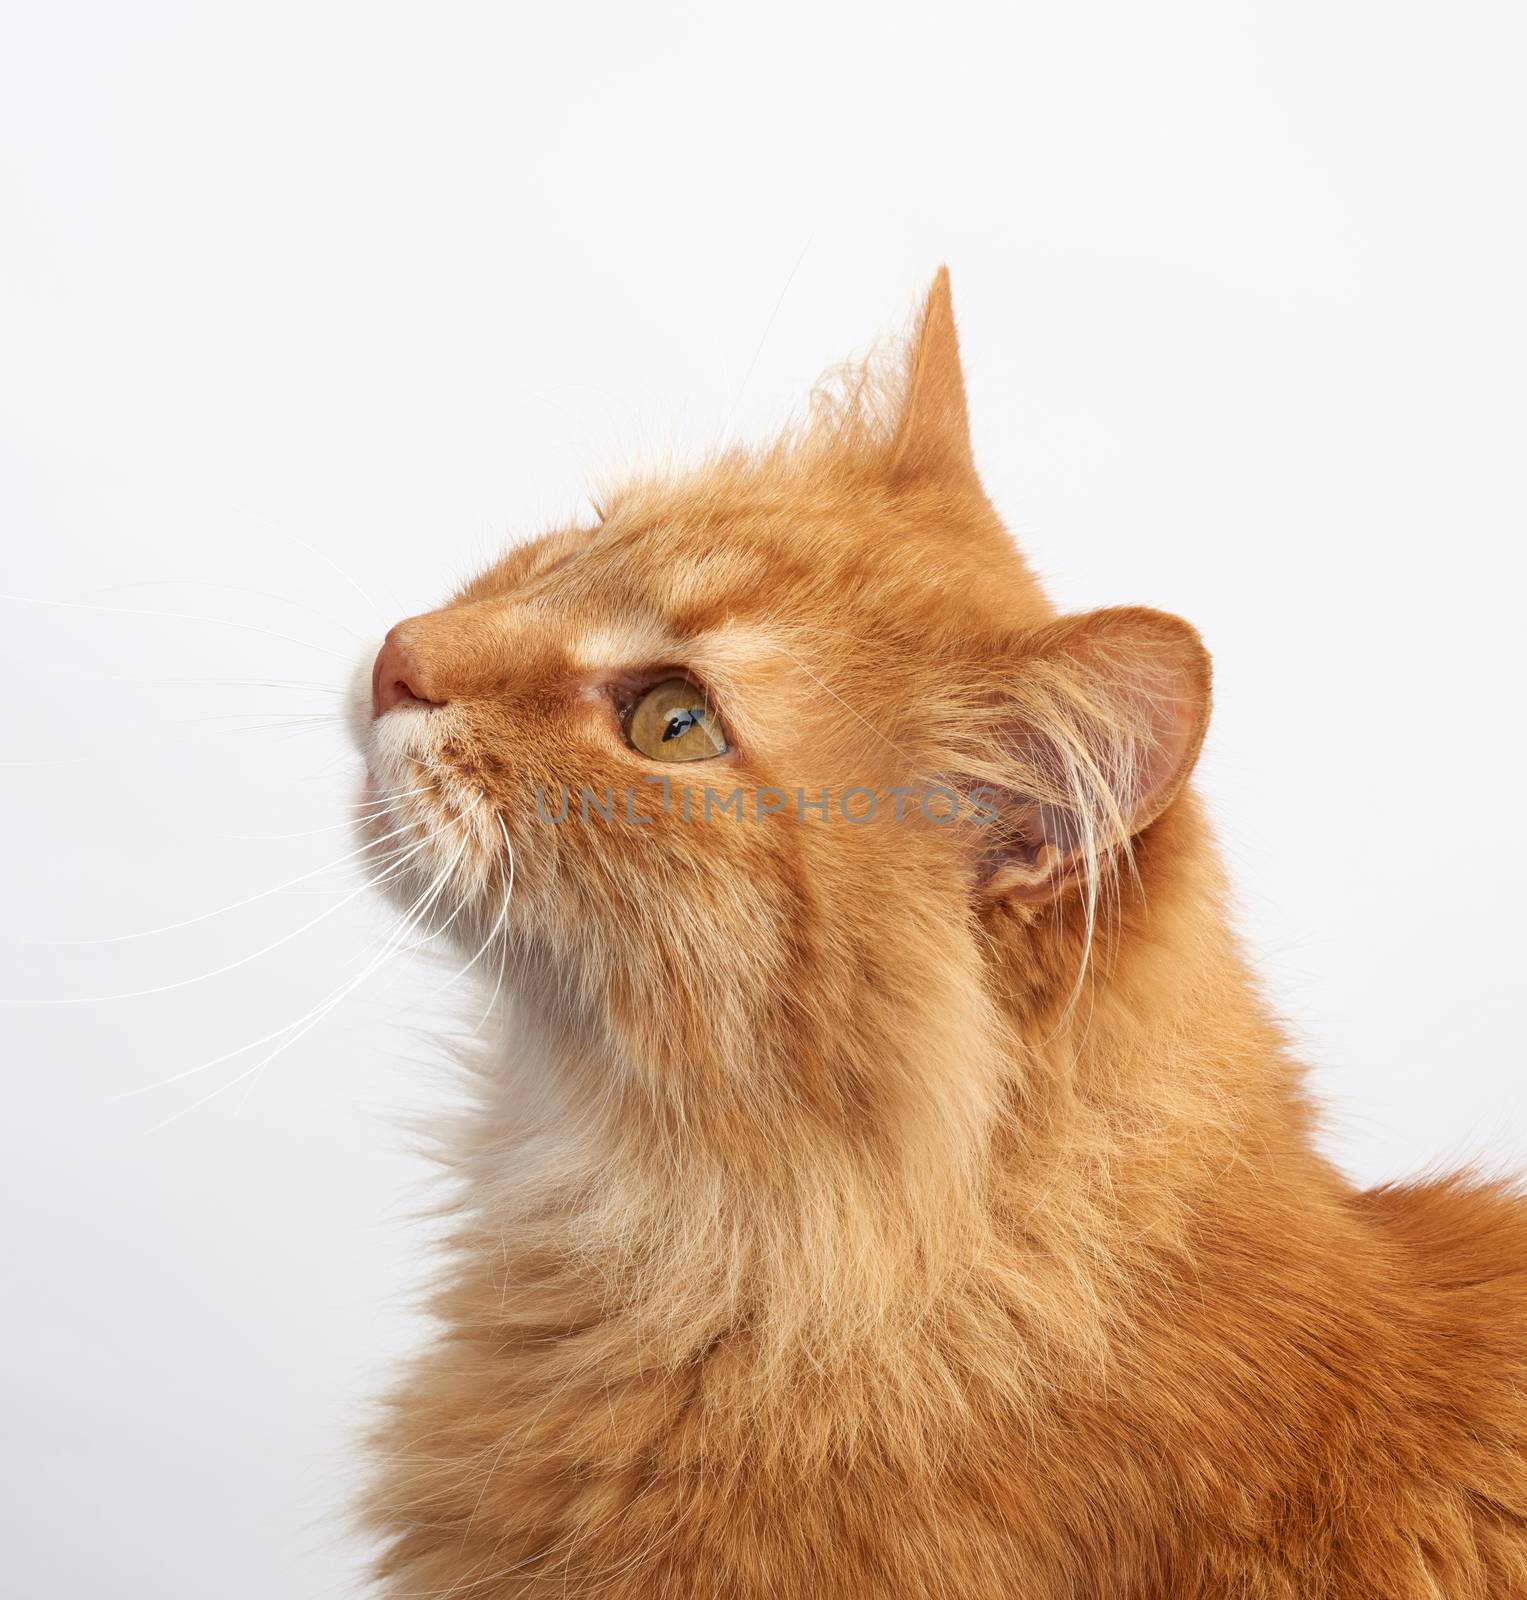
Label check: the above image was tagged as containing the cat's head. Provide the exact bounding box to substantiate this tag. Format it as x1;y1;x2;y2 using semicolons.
348;272;1210;1146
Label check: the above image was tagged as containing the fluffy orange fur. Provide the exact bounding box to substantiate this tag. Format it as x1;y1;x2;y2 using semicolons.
352;272;1527;1596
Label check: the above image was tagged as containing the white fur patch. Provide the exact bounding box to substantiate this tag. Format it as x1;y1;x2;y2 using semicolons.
567;620;676;672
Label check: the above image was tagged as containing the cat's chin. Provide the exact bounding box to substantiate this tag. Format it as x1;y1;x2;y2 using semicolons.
350;739;512;973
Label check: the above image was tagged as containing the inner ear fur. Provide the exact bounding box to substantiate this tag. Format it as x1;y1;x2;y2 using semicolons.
973;607;1212;904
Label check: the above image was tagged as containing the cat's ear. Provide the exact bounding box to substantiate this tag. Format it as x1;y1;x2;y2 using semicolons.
974;607;1211;903
887;266;976;484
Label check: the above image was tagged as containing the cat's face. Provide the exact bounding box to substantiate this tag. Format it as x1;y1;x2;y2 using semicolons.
347;275;1210;1128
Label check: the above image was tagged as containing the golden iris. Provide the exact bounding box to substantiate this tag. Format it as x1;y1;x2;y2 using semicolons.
626;677;728;762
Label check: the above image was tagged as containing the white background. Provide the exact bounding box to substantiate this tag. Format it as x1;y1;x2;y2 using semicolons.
2;3;1524;1595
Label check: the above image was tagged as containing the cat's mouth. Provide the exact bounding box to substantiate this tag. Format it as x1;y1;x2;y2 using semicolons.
346;648;507;942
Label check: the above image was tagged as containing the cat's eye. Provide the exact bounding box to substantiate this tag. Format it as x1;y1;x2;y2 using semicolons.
625;677;728;762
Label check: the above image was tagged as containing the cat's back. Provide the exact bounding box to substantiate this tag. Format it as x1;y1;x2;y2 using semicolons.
1351;1172;1527;1408
1354;1171;1527;1298
1350;1173;1527;1579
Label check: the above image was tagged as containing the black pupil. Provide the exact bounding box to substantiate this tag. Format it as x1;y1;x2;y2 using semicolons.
662;708;702;742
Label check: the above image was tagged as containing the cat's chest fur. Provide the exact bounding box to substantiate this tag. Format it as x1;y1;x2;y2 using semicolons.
364;1048;1527;1600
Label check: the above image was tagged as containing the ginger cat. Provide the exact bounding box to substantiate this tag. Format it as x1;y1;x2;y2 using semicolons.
353;272;1527;1597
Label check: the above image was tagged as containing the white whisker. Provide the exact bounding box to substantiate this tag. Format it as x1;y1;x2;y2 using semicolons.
239;510;399;622
13;824;448;1002
107;825;467;1104
82;673;341;693
201;830;476;1122
188;711;341;724
84;579;367;644
465;815;516;1034
0;753;103;768
39;813;431;945
0;591;350;660
183;713;342;732
420;816;514;1002
214;787;436;840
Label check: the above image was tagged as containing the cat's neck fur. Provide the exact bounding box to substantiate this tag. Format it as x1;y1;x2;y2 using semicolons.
451;795;1313;1385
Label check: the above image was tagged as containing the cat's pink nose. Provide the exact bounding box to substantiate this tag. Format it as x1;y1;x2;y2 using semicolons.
371;630;441;717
